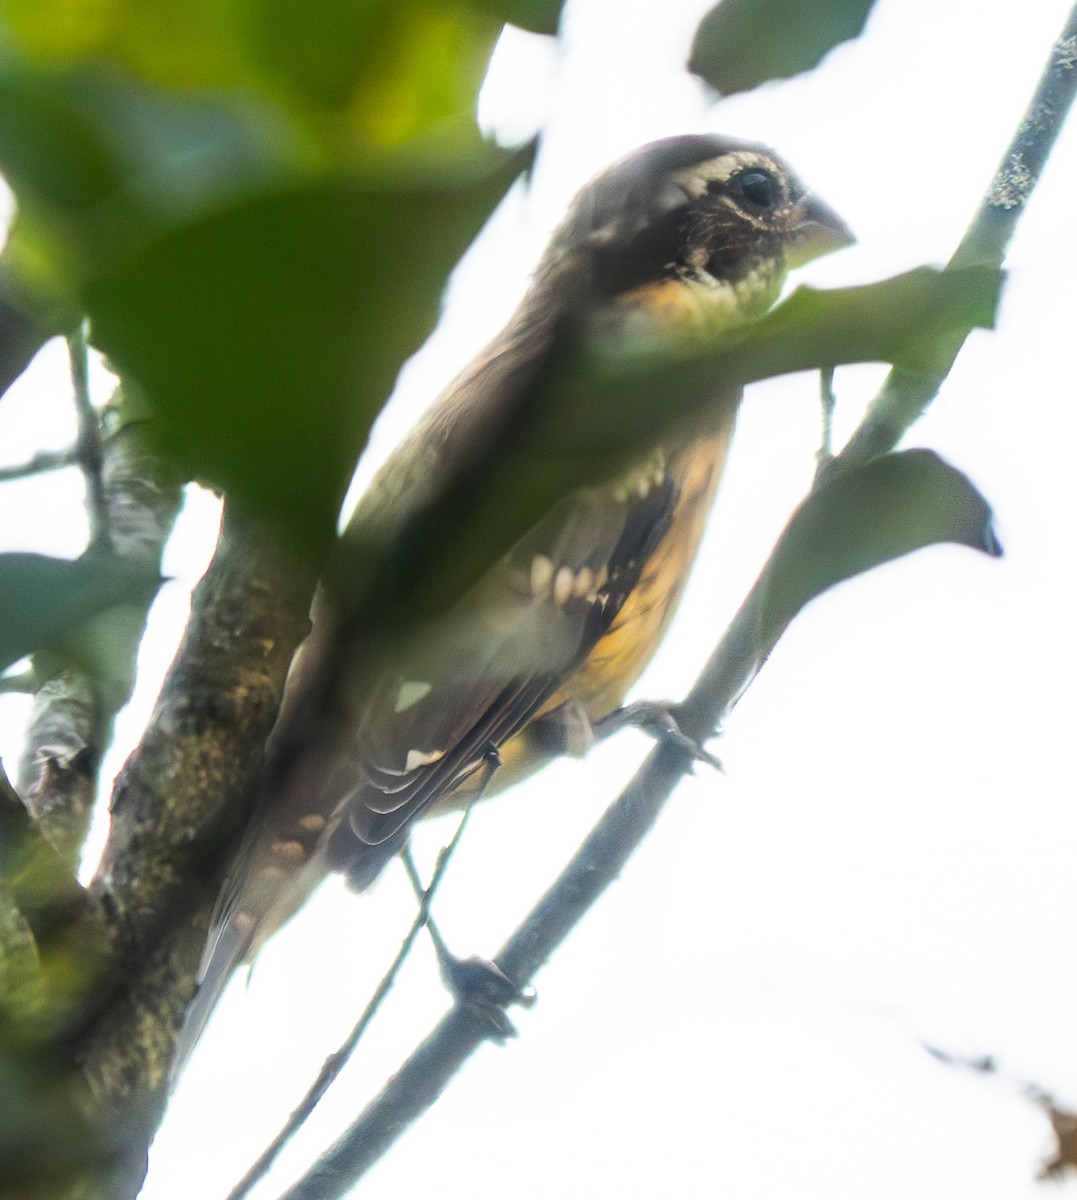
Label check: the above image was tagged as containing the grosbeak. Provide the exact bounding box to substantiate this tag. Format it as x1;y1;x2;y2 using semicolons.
181;133;852;1054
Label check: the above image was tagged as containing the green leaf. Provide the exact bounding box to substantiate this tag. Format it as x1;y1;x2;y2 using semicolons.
0;69;127;216
0;0;513;143
0;65;297;296
537;266;1002;461
0;552;160;674
0;0;258;91
0;1052;102;1193
83;146;530;555
331;267;1001;625
251;1;501;142
0;2;525;350
250;0;407;112
339;6;499;145
757;449;1002;645
690;0;877;94
462;0;565;34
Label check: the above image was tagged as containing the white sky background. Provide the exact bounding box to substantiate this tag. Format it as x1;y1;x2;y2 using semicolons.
2;0;1077;1196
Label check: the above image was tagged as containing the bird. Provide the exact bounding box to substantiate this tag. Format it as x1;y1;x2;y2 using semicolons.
178;133;853;1060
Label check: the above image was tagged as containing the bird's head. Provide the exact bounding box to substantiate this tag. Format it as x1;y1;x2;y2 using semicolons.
535;134;853;342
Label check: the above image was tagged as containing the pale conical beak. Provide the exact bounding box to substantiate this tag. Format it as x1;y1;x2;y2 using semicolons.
787;193;855;267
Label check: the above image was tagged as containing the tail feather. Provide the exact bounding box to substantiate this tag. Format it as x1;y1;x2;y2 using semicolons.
173;832;339;1081
172;910;257;1080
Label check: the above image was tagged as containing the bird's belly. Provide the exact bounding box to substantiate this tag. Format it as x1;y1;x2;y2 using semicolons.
552;428;729;714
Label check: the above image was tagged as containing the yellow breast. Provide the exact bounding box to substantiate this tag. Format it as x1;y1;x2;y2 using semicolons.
482;427;733;799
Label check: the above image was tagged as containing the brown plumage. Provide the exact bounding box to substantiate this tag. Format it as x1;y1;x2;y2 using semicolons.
178;134;852;1063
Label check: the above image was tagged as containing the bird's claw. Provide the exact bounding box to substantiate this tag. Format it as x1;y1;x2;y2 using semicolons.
595;700;723;772
441;955;536;1040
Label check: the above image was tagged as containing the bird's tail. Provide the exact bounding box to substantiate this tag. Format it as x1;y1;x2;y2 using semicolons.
172;907;256;1079
172;831;333;1082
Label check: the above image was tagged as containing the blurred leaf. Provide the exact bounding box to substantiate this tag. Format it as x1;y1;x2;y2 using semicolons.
338;6;499;145
0;1053;102;1197
0;69;128;215
0;0;513;142
335;267;1001;625
83;146;530;554
0;0;257;91
757;449;1002;645
0;765;80;931
690;0;877;94
463;0;565;34
0;760;107;1048
251;1;406;112
0;1;527;444
64;600;155;711
0;254;71;398
543;266;1002;459
249;0;504;144
0;552;160;674
0;65;296;296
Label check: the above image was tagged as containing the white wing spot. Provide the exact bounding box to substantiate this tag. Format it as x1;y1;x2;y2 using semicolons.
395;679;432;712
573;567;595;600
405;747;446;772
553;566;574;607
530;553;554;598
234;911;256;936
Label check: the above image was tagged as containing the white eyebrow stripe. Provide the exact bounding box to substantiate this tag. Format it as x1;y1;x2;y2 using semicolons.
670;151;773;197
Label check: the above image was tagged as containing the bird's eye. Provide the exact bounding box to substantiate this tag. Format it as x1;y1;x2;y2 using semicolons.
734;169;779;209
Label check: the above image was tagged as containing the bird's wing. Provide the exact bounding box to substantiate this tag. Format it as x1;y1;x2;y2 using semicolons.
331;455;683;864
174;440;686;1072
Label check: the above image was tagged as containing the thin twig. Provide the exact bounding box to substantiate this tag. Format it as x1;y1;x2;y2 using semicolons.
0;669;37;694
815;365;836;478
399;845;454;966
0;447;77;482
68;325;108;548
272;7;1077;1197
225;809;473;1200
14;332;112;862
835;4;1077;471
15;385;181;864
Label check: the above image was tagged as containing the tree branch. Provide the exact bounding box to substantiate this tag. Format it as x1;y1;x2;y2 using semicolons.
69;502;315;1200
835;2;1077;470
16;387;183;869
0;448;76;482
69;328;109;549
16;672;107;870
0;761;93;1037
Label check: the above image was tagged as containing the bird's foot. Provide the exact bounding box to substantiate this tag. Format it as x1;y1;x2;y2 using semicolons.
440;954;536;1040
593;700;722;771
